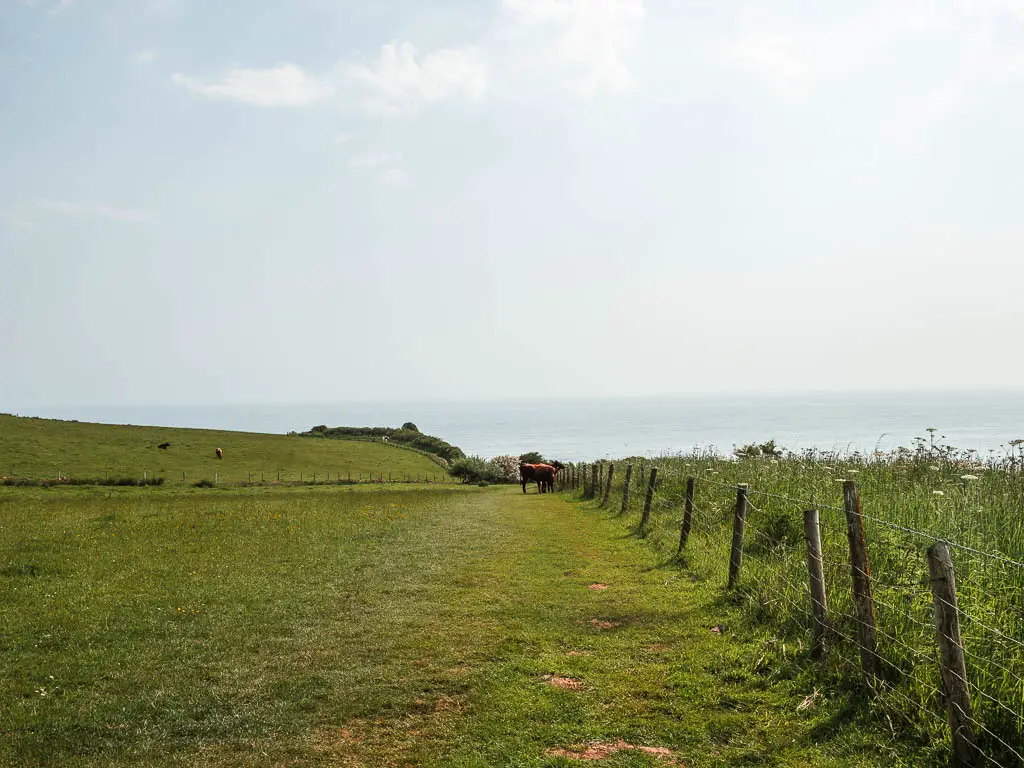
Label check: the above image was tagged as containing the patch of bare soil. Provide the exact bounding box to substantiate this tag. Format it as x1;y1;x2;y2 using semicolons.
548;740;684;764
544;675;585;690
567;650;593;657
589;618;619;630
588;583;609;590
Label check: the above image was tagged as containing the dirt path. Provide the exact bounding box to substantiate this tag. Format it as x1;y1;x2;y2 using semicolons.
311;487;875;767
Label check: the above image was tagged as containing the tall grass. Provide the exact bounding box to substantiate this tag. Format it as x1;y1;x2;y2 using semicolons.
576;440;1024;765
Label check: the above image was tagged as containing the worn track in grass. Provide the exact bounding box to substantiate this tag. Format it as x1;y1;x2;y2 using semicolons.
1;485;893;767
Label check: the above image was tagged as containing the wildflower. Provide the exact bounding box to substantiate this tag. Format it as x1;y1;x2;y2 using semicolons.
929;466;940;472
960;475;979;481
836;478;847;483
933;490;944;496
849;469;860;474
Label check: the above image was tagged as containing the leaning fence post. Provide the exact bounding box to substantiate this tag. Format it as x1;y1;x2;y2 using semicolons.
803;508;828;656
844;480;879;685
639;467;658;531
677;477;696;553
601;463;614;506
727;484;749;589
928;541;978;767
620;464;633;516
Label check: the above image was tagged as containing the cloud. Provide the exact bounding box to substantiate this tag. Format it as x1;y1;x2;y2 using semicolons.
0;209;36;232
135;50;158;64
0;201;152;229
35;201;151;222
378;168;409;187
172;64;332;107
498;0;645;95
333;131;355;144
341;41;487;115
349;151;402;168
347;151;408;186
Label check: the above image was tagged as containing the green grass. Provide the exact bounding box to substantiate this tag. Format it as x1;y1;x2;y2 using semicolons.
585;451;1024;765
1;482;908;767
0;414;451;485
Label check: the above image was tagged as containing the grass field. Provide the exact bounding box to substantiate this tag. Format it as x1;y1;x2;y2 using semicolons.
0;415;450;484
0;481;907;767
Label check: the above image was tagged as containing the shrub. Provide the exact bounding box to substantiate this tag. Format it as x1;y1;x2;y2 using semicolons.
193;479;215;488
734;440;784;459
519;452;545;465
303;425;464;463
488;456;521;483
401;422;419;432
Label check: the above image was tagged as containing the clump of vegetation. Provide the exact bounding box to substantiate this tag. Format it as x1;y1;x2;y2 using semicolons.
488;456;521;483
733;440;784;459
450;455;542;485
193;479;215;488
301;425;464;465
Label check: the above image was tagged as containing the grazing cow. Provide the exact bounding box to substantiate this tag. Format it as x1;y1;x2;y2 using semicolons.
215;447;223;460
520;463;558;494
158;442;171;450
520;463;541;493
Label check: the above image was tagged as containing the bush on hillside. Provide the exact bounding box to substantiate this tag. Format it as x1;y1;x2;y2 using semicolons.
301;425;465;464
488;455;522;483
402;422;419;432
450;457;499;484
519;452;545;465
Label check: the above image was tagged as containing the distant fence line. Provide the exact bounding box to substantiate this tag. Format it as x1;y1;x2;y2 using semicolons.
560;460;1024;768
1;469;455;488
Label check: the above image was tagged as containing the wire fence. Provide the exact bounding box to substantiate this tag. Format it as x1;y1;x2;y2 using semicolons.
559;459;1024;767
0;468;456;487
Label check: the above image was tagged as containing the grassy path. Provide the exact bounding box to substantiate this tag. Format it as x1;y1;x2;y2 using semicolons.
1;485;886;767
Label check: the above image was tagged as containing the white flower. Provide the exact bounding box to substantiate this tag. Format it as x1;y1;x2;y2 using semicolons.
933;490;945;496
836;478;847;483
929;466;940;471
849;469;860;474
960;475;979;481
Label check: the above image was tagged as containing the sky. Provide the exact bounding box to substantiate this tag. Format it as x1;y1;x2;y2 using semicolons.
2;0;1024;408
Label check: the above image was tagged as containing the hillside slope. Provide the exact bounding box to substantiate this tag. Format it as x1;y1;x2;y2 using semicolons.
0;415;450;484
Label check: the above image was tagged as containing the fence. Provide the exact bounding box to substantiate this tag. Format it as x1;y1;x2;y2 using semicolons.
560;458;1024;768
0;468;456;488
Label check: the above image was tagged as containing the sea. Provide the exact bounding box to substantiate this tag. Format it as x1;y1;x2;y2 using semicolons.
17;391;1024;462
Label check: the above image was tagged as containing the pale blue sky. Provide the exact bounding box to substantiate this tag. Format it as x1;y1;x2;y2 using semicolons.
3;0;1023;408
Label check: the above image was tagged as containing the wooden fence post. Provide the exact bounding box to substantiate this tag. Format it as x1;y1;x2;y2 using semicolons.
598;463;604;494
640;467;658;531
928;541;978;767
727;484;749;589
620;464;633;516
844;480;879;685
590;464;599;500
601;463;614;506
803;508;828;656
677;477;696;553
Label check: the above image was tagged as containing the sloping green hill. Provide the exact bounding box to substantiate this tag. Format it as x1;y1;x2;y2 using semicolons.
0;415;450;484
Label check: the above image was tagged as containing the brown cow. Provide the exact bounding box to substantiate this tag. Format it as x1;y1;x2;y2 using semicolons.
215;447;223;459
520;463;557;493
